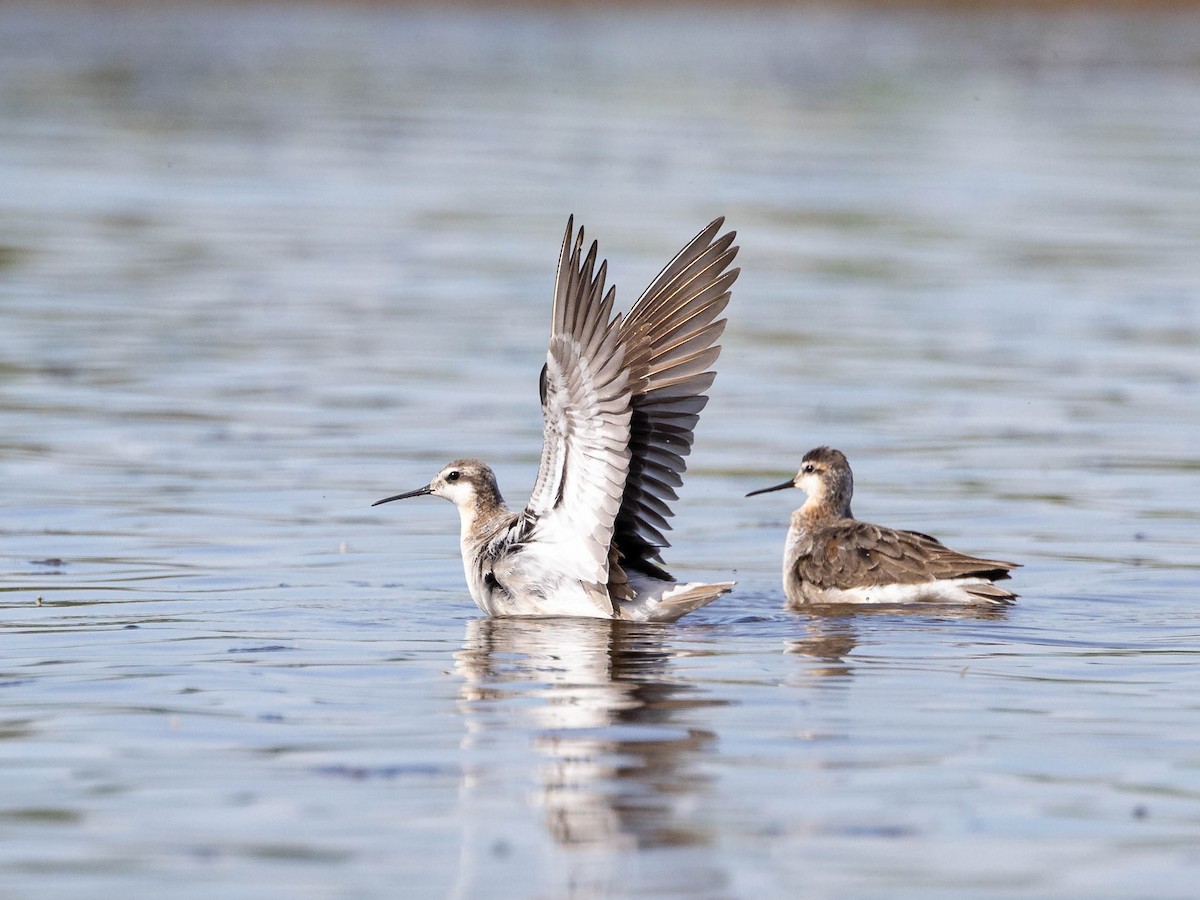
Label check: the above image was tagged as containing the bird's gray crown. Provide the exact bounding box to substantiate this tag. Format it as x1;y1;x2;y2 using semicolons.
801;446;849;469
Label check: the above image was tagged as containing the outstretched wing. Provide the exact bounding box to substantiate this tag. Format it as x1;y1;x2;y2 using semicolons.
524;217;633;588
800;522;1019;589
610;217;740;587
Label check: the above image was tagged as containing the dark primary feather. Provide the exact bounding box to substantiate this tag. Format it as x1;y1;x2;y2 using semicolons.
611;218;740;582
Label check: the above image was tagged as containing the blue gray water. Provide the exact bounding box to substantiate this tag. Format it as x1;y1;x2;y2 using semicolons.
2;4;1200;897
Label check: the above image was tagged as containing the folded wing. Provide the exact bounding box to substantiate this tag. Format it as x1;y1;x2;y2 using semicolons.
800;522;1019;589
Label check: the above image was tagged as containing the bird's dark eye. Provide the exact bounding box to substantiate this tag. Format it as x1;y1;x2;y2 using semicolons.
802;464;815;474
446;470;461;482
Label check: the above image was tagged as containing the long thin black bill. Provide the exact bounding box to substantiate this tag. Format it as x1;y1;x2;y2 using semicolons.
745;479;795;498
372;485;433;507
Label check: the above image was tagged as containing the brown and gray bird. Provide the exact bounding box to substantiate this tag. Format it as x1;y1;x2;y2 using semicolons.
746;447;1018;607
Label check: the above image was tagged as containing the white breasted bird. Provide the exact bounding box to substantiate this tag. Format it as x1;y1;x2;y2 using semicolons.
747;446;1018;607
374;217;739;622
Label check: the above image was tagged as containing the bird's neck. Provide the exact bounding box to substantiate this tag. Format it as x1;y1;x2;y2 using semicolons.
455;490;511;545
794;493;853;531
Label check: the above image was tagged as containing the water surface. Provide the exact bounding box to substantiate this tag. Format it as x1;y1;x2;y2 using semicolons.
2;4;1200;897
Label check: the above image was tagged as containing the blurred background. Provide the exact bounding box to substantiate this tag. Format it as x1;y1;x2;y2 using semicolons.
2;2;1199;897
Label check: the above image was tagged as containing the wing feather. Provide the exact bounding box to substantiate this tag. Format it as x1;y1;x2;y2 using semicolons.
525;217;634;589
611;218;740;577
800;521;1018;589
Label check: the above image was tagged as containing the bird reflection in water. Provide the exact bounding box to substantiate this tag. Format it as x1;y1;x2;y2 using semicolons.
786;613;860;678
454;617;726;855
786;602;1013;678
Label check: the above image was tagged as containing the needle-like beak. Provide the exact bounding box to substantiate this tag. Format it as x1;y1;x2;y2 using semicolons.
372;484;433;507
745;478;796;498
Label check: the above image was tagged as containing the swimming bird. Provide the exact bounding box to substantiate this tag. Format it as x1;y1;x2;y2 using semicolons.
746;446;1018;606
374;217;740;622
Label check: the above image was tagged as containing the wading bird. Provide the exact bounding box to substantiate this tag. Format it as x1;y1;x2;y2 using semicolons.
747;446;1018;607
375;217;739;622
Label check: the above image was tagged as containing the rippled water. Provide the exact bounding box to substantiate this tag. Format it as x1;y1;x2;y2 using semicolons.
3;3;1200;897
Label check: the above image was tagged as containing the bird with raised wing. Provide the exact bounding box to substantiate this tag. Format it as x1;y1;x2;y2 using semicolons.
747;446;1018;607
374;217;740;622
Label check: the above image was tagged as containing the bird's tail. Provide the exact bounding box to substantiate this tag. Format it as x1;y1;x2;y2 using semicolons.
623;579;735;623
962;582;1019;604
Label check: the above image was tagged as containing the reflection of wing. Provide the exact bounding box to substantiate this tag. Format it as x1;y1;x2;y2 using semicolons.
456;617;627;726
453;617;721;859
525;217;633;587
612;218;739;586
801;522;1018;589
